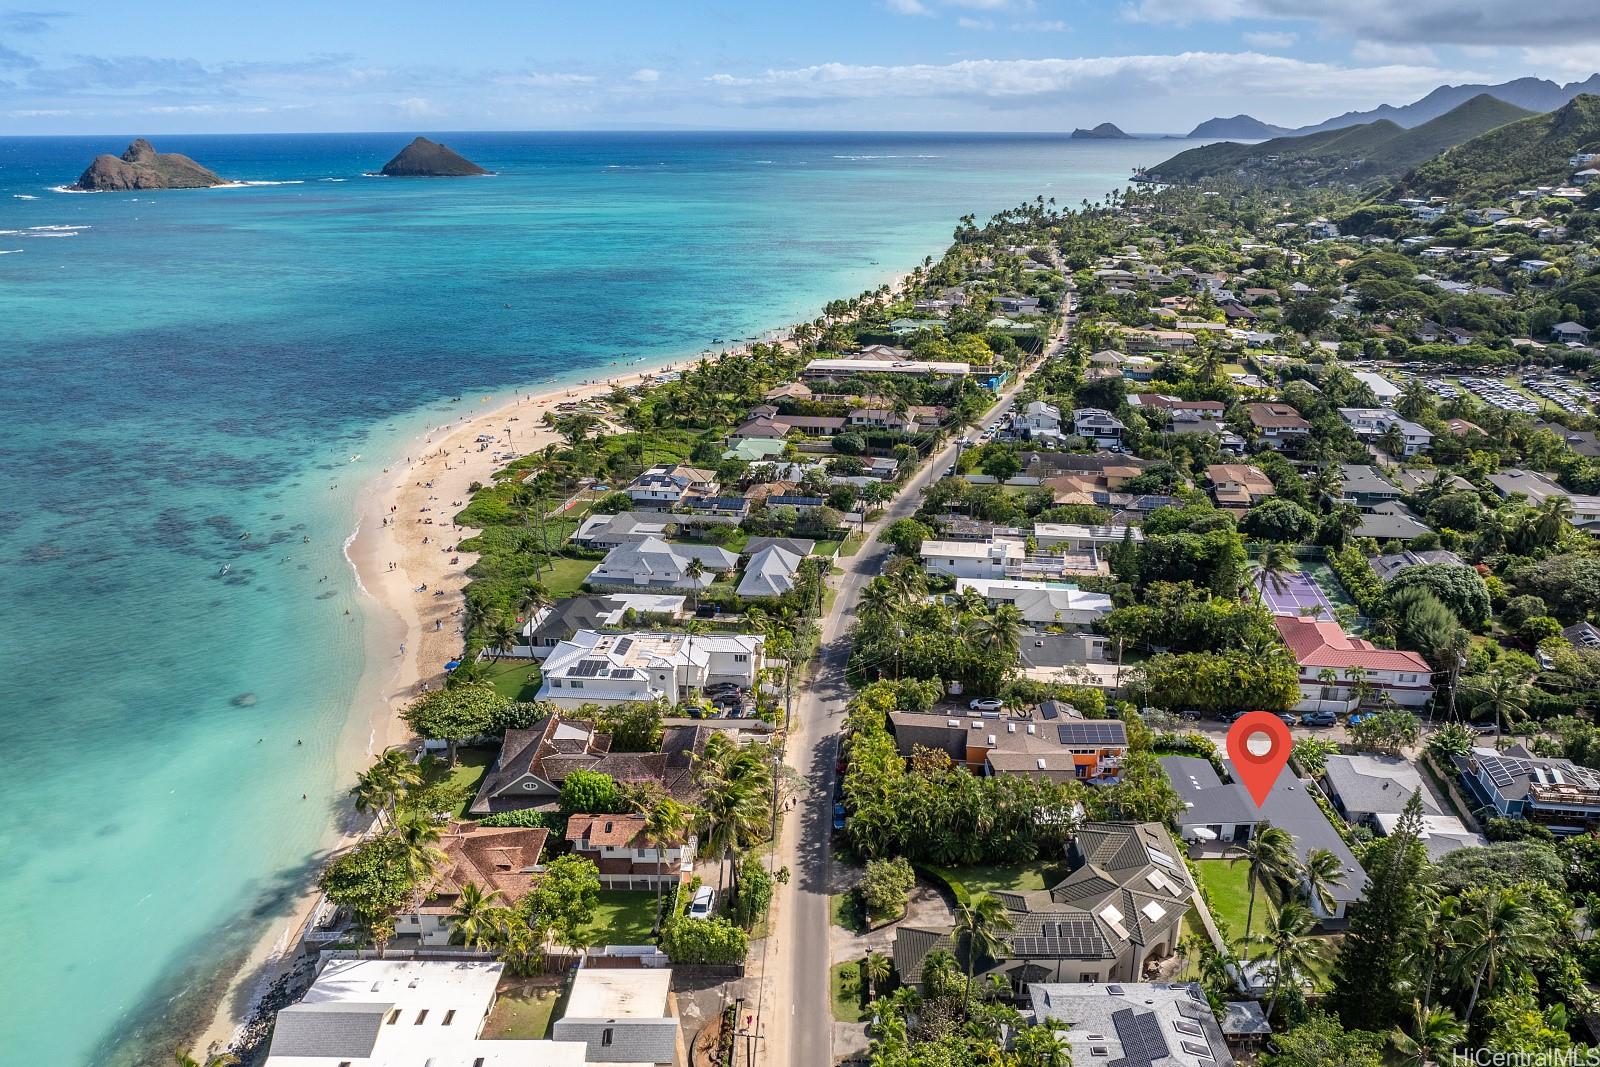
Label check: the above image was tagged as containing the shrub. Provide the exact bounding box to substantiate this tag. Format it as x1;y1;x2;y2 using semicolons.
730;858;773;930
660;916;749;965
480;809;548;828
559;769;626;815
859;857;915;921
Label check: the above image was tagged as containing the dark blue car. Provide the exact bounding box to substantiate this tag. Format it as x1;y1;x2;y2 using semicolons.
832;801;847;831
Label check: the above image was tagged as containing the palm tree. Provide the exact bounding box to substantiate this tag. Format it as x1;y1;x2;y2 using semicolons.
449;882;504;949
954;893;1015;1017
643;796;694;933
1343;665;1374;710
1231;822;1299;945
684;558;706;611
1390;999;1467;1067
486;615;520;661
391;809;447;882
695;740;770;894
966;603;1026;687
1535;494;1573;544
1453;887;1546;1024
1250;542;1296;597
1255;898;1327;1019
1461;668;1531;750
1300;848;1346;918
862;951;891;1001
350;749;422;829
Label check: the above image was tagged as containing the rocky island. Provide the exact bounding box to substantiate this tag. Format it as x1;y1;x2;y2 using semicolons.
70;139;228;191
379;137;490;177
1070;122;1134;139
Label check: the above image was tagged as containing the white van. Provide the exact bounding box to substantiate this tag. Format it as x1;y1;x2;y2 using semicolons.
688;885;716;919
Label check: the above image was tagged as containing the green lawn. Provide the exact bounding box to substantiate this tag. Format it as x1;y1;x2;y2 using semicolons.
582;890;661;947
837;532;866;556
480;657;544;702
541;556;597;598
832;892;866;934
1192;859;1277;940
426;748;493;818
482;980;565;1039
831;960;871;1022
930;863;1068;905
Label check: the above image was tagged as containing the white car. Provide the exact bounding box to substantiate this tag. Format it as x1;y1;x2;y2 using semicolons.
969;698;1004;712
688;885;716;919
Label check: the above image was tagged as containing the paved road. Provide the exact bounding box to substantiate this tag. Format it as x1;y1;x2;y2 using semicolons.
763;311;1068;1067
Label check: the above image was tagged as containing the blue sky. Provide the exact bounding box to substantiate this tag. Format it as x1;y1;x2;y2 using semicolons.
2;1;1598;134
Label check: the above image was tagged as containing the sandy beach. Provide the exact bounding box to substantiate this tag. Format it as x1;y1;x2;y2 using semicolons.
193;358;688;1058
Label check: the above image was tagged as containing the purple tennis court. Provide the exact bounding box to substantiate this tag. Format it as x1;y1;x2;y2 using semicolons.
1257;570;1334;616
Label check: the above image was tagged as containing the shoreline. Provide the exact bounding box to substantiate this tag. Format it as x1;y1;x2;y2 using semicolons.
194;264;918;1059
190;353;741;1058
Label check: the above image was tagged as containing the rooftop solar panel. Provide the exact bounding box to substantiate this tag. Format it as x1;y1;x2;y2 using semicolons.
1058;722;1127;745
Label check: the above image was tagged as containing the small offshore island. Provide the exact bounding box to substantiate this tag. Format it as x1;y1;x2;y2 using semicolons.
70;138;228;191
379;136;490;176
1070;122;1134;139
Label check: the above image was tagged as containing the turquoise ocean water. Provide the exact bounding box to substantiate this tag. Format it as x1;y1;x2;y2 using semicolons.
0;131;1197;1065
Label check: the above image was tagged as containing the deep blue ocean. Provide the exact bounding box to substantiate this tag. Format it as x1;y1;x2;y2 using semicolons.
0;130;1197;1065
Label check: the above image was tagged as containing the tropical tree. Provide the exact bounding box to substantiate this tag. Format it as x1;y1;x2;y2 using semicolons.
695;737;771;893
643;795;695;933
954;893;1015;1017
486;615;520;660
863;951;892;1001
1461;668;1532;750
350;748;422;829
1453;886;1546;1024
174;1052;237;1067
449;882;504;949
1232;822;1299;944
391;809;448;882
1250;542;1296;597
1390;999;1467;1067
1256;898;1328;1019
1300;848;1347;919
685;558;706;611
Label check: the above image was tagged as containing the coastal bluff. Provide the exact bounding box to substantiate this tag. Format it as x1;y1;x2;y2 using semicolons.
379;137;490;177
1071;123;1134;140
71;139;227;191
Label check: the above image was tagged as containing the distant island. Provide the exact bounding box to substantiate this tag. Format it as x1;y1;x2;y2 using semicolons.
71;139;227;191
1071;123;1133;140
1187;114;1290;139
379;137;490;177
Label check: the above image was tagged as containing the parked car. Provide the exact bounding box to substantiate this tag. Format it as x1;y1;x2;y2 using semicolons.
832;802;847;832
1177;708;1203;722
969;698;1004;712
688;885;716;919
1277;713;1299;727
1301;711;1337;727
1348;712;1375;727
1469;722;1499;735
1217;710;1248;724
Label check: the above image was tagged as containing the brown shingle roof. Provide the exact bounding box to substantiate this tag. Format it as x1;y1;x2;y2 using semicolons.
567;813;649;849
412;823;550;913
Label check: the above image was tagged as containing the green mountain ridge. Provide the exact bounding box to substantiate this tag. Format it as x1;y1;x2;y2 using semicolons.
1396;93;1600;201
1148;94;1535;187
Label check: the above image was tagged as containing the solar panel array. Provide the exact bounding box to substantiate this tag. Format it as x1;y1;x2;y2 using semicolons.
1058;722;1127;746
1480;753;1600;791
614;637;633;655
1110;1008;1170;1067
1009;916;1111;959
571;659;609;678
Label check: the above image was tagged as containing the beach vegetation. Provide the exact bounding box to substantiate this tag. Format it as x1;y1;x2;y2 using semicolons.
558;768;627;815
401;681;508;765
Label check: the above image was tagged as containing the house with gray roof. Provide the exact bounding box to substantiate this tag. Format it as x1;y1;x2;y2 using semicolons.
1390;468;1472;496
1160;755;1366;921
894;822;1192;991
737;541;808;599
1029;983;1235;1067
553;968;677;1064
520;594;687;658
1352;501;1433;543
572;511;674;549
1368;547;1463;583
1454;745;1600;835
588;537;737;590
1322;753;1439;824
1338;464;1401;510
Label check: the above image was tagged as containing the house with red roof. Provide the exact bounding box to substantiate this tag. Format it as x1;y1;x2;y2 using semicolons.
1273;615;1434;714
566;812;695;891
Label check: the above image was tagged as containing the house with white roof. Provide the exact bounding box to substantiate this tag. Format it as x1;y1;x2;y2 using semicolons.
626;464;718;508
537;629;763;708
1337;407;1433;456
1033;523;1143;553
1351;370;1400;402
736;538;812;598
1029;983;1235;1067
921;537;1025;580
552;968;677;1064
264;958;592;1067
954;577;1112;627
588;537;737;590
1011;399;1063;440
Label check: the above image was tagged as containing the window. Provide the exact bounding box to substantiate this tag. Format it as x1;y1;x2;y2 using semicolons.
415;1010;429;1024
387;1009;401;1025
570;680;584;689
443;1010;455;1026
551;678;563;688
602;1028;614;1047
734;654;749;663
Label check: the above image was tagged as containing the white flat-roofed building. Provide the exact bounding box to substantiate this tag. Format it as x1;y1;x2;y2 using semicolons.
802;357;971;378
1033;523;1143;552
553;968;677;1064
538;629;763;708
1352;371;1400;402
954;577;1112;626
921;537;1024;579
264;958;590;1067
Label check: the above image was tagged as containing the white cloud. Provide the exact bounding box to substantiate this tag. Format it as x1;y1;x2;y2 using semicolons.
884;0;933;15
707;51;1462;107
493;71;598;88
1013;19;1069;32
1126;0;1600;46
631;68;661;82
958;16;995;30
1351;40;1436;65
1243;30;1296;49
1522;44;1600;77
392;96;441;117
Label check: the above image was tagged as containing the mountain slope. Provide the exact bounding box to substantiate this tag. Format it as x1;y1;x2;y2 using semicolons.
1292;73;1600;135
1147;95;1535;187
1398;93;1600;200
1188;115;1289;139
